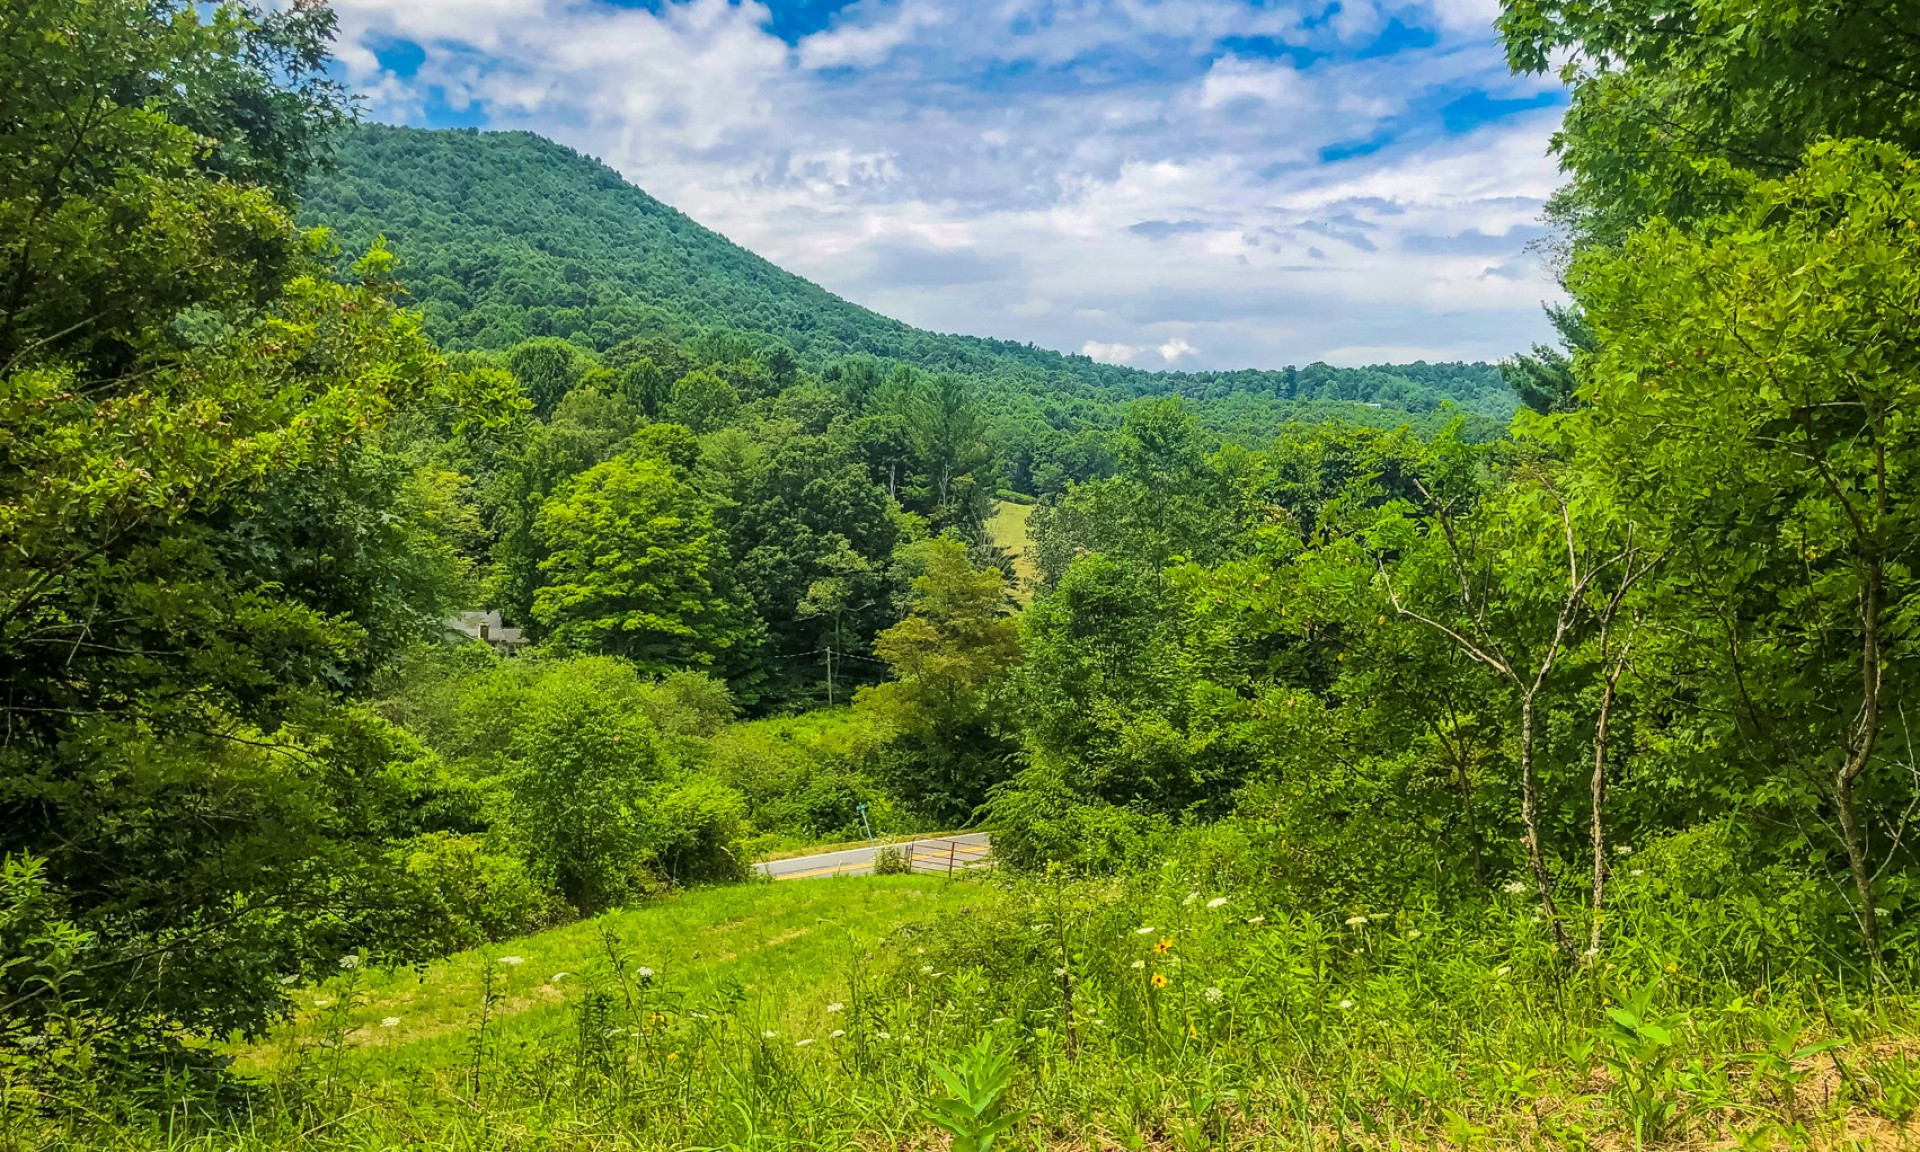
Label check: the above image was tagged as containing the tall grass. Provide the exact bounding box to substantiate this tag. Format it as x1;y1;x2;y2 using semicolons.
9;861;1920;1150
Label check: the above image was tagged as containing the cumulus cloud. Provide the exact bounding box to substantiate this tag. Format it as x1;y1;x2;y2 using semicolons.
317;0;1568;368
1082;340;1141;364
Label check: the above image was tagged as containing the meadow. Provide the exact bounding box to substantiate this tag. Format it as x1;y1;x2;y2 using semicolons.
17;851;1920;1152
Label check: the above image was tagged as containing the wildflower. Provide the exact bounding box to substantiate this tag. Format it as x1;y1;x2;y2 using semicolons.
551;972;570;983
1501;880;1529;896
826;1002;845;1014
1135;926;1155;935
1184;891;1199;905
830;1029;846;1038
1030;922;1052;932
1665;963;1678;974
1206;896;1229;909
1344;915;1368;928
637;966;654;980
1093;1018;1105;1026
498;955;524;967
1154;937;1174;955
667;1052;679;1061
380;1017;400;1028
796;1038;815;1047
1151;973;1170;988
339;954;361;970
1630;869;1644;877
1614;845;1633;857
919;965;934;975
1204;986;1225;1005
1247;916;1266;925
762;1031;779;1039
649;1012;665;1026
1339;999;1354;1010
1130;960;1146;970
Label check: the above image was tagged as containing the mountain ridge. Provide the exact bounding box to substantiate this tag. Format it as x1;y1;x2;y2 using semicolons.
301;123;1517;420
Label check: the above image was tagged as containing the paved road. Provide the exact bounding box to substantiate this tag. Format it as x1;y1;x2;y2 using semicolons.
755;832;991;880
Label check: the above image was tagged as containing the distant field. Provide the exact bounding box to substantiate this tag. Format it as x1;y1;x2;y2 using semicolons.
239;875;976;1077
984;499;1038;599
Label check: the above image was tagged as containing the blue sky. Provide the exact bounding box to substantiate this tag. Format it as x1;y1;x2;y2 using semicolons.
326;0;1567;370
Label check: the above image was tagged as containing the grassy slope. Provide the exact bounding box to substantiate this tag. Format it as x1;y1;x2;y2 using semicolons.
985;500;1039;599
249;876;971;1077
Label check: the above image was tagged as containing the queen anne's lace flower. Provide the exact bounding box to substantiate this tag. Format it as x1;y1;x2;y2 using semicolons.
380;1017;400;1028
1204;986;1225;1004
498;955;524;966
1206;897;1229;909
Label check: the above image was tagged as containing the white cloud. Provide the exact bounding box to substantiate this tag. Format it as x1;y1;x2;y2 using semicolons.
318;0;1567;369
1157;337;1199;364
1082;340;1141;364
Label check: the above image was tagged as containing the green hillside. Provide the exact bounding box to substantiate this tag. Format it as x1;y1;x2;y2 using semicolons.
301;124;1517;421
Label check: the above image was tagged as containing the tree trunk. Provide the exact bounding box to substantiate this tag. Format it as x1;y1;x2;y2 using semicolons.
1837;559;1884;956
1520;694;1574;958
1588;652;1625;958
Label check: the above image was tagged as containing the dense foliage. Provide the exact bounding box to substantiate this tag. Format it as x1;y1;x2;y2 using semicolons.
10;1;1920;1147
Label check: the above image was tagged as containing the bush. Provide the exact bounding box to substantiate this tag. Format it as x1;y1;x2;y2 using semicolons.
395;832;566;950
872;845;912;875
509;676;665;912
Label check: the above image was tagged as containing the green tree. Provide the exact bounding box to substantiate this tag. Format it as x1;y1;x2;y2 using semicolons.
666;367;741;433
508;675;663;912
0;0;479;1055
1570;140;1920;953
857;539;1021;821
532;454;742;672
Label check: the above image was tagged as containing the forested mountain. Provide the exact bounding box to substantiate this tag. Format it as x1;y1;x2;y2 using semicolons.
302;124;1516;421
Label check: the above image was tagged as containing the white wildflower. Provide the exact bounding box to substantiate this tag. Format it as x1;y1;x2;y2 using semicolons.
826;1002;845;1014
1206;897;1229;909
919;965;934;975
830;1029;845;1038
1614;845;1633;857
1184;892;1199;905
762;1031;779;1039
795;1038;814;1047
498;955;524;967
637;966;654;979
1630;869;1645;877
1130;959;1146;970
1135;926;1155;935
1246;916;1266;925
1344;915;1368;928
380;1017;400;1028
1338;999;1354;1010
1204;986;1225;1005
1030;922;1052;932
338;954;361;970
1502;880;1530;896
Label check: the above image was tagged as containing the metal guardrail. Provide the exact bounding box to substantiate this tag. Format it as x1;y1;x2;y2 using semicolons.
901;837;992;877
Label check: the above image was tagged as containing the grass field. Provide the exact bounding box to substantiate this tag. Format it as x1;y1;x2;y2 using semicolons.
985;499;1039;599
247;874;974;1080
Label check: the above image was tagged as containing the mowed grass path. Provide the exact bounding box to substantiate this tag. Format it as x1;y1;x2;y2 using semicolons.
242;875;977;1077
